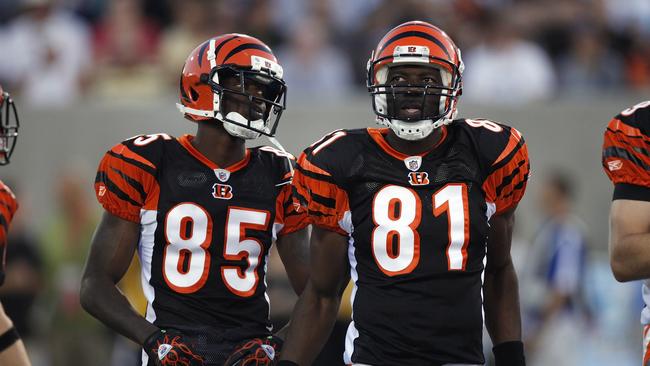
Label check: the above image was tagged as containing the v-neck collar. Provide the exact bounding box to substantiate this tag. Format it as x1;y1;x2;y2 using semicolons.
366;127;448;160
178;134;251;172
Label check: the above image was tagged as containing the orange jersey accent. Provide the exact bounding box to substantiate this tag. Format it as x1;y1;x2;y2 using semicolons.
0;180;17;285
602;101;650;188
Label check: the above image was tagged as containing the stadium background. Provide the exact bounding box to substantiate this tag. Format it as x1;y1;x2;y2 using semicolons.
0;0;648;365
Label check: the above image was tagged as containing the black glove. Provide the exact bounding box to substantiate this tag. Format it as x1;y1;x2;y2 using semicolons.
143;328;205;366
223;335;283;366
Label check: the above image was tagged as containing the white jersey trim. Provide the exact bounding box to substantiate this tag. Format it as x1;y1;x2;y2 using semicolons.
140;209;158;366
344;234;359;364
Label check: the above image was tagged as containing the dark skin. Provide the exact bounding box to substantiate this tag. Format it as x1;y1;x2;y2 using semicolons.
280;66;522;365
80;73;309;347
385;64;446;156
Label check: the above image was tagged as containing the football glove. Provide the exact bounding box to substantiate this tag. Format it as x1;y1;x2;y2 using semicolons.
143;328;205;366
223;335;283;366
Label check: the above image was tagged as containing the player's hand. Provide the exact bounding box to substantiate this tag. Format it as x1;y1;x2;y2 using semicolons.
223;335;283;366
143;328;205;366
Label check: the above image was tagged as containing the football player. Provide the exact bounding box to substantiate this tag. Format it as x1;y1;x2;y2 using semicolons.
80;34;309;366
602;100;650;365
278;21;529;366
0;86;31;366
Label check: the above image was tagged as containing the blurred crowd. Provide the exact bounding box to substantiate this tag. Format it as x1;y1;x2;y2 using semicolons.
0;0;648;108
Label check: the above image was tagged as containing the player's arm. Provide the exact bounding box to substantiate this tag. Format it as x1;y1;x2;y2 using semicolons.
0;301;31;366
484;208;526;365
276;227;310;295
273;227;309;341
279;226;350;366
609;197;650;282
80;211;158;344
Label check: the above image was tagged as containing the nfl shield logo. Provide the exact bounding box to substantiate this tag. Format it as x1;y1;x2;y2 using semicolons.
214;169;230;182
404;156;422;171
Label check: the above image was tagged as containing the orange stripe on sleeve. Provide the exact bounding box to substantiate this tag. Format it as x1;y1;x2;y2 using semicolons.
492;128;522;167
482;142;530;216
293;157;350;235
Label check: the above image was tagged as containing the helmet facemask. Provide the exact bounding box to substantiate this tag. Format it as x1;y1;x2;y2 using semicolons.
368;48;463;141
208;65;286;139
0;91;19;166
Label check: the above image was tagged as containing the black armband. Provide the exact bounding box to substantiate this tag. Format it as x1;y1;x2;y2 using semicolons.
276;361;300;366
493;340;525;366
0;326;20;352
613;183;650;201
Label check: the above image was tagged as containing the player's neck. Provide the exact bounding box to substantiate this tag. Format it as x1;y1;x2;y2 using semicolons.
385;127;445;156
193;122;246;167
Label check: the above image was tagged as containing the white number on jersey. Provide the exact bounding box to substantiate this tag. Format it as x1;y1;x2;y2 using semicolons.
372;184;470;276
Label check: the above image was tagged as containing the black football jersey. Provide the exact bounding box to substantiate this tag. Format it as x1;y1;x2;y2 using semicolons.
293;120;529;365
603;100;650;199
94;133;306;365
0;180;17;286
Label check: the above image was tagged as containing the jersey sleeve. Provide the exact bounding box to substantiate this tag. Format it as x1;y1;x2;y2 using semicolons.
273;157;309;236
0;180;17;285
602;103;650;201
292;132;351;236
94;136;162;222
476;122;530;216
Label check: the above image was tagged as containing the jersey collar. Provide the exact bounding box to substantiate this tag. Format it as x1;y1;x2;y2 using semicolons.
178;134;251;172
366;127;448;160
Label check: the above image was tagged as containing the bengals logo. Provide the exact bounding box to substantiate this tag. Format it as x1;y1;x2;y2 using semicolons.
212;183;233;199
408;172;429;186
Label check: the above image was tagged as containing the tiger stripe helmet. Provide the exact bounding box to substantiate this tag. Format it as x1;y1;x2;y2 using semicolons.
0;86;19;165
367;21;464;140
177;33;286;139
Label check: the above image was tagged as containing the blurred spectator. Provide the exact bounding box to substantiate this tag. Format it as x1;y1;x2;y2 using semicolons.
557;26;623;95
623;30;650;91
159;0;235;87
521;171;591;366
91;0;164;100
0;0;91;108
462;11;556;105
276;16;353;99
40;171;109;366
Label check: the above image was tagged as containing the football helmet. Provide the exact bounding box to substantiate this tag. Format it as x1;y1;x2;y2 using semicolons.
367;21;464;140
177;33;286;139
0;86;19;165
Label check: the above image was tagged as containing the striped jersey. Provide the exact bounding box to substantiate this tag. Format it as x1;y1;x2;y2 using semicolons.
0;180;17;286
602;100;650;325
94;133;306;365
293;120;529;365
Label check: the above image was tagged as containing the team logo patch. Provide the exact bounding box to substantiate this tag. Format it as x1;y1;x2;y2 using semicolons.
261;344;275;359
608;160;623;171
98;185;106;197
404;156;422;171
157;343;173;360
212;183;233;199
408;172;429;186
214;169;230;182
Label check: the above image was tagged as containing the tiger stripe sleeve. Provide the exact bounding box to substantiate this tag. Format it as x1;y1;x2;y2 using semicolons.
0;181;17;242
482;129;530;216
94;142;160;222
275;178;310;236
602;116;650;200
292;152;350;236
